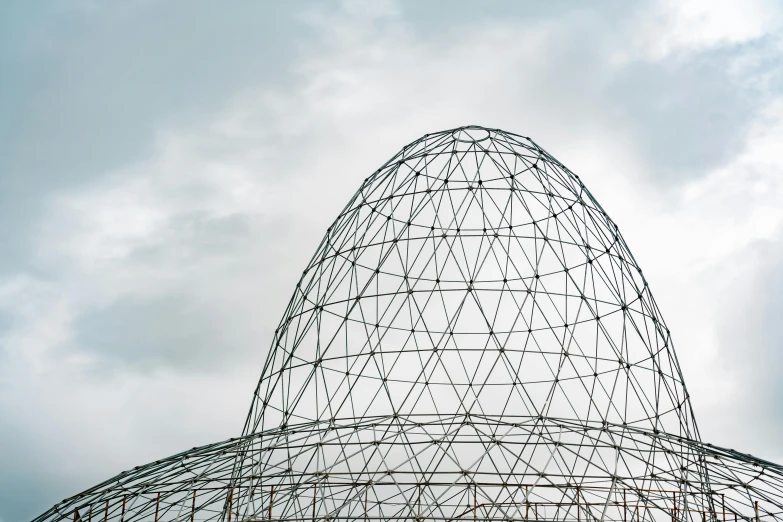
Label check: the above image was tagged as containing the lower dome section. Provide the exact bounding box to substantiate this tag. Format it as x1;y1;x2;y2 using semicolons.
38;415;783;522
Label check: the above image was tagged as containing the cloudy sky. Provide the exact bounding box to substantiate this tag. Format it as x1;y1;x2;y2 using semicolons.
2;0;783;519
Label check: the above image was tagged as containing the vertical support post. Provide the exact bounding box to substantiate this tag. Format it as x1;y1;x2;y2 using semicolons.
474;483;477;522
121;496;126;522
672;493;676;522
89;505;93;522
526;486;529;521
418;484;421;520
74;509;80;521
313;485;317;522
269;486;275;521
577;486;580;522
623;489;627;522
228;489;233;522
755;500;759;522
191;491;197;522
702;490;707;522
155;492;160;522
365;486;369;522
103;500;109;522
722;494;726;522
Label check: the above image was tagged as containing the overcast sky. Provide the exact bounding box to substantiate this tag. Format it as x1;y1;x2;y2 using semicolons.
2;1;783;520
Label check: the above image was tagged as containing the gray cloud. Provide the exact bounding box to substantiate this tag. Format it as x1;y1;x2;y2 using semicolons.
0;0;304;275
607;50;762;179
703;232;783;462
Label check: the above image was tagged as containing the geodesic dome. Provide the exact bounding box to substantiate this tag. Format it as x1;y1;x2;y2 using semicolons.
37;127;783;522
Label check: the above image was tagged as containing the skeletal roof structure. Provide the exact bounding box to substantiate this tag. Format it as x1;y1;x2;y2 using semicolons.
36;126;783;522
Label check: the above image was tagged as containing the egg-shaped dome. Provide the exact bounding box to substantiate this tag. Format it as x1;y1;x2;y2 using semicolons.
244;126;696;440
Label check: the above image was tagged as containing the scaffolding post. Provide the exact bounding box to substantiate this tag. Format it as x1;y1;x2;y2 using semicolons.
155;492;160;522
474;483;477;522
191;491;197;522
672;493;676;522
624;489;627;522
270;486;275;521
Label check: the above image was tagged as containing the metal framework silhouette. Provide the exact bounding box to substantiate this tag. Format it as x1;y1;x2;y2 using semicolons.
36;126;783;522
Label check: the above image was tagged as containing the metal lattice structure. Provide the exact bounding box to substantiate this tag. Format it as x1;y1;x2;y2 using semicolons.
36;126;783;522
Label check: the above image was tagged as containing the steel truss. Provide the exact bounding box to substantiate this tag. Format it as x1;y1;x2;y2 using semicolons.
35;127;783;522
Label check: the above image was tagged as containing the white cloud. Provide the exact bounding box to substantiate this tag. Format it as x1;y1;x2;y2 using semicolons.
628;0;783;60
0;276;74;375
